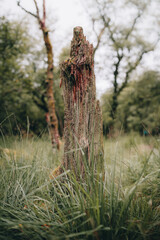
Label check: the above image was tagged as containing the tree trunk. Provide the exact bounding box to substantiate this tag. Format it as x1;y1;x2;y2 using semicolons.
17;0;60;150
42;28;60;150
111;93;118;120
60;27;103;176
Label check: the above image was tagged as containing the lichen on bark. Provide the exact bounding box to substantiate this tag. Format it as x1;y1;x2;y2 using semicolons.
60;26;103;176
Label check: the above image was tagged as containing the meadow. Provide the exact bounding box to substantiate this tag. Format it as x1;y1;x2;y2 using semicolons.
0;133;159;240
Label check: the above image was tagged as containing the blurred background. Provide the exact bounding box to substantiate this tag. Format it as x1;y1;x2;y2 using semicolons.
0;0;160;137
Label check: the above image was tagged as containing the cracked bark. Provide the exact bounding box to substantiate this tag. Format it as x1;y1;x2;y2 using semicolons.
60;27;104;176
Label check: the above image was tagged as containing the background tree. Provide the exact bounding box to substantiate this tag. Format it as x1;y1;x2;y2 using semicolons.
25;47;64;137
0;17;40;135
117;70;160;135
101;70;160;135
83;0;160;127
0;17;64;136
18;0;60;149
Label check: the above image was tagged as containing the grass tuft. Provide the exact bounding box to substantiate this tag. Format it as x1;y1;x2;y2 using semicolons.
0;134;160;239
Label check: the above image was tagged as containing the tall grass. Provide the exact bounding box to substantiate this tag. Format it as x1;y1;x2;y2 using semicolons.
0;133;160;239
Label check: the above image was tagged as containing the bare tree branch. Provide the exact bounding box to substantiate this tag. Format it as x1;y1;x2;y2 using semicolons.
17;0;38;19
93;26;105;56
33;0;40;20
33;0;44;29
92;0;119;52
42;0;46;27
125;11;142;40
94;0;118;45
118;49;151;94
18;0;47;30
119;35;160;94
113;51;124;93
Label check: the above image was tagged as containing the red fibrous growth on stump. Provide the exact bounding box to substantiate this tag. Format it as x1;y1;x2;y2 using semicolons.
60;27;103;176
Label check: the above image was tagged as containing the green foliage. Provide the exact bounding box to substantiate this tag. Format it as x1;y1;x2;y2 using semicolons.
0;17;46;135
101;91;114;133
102;71;160;135
117;71;160;134
0;134;159;239
59;46;70;63
25;56;64;136
53;68;64;136
0;17;64;136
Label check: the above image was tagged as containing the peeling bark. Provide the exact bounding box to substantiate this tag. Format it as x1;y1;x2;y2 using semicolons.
60;27;103;175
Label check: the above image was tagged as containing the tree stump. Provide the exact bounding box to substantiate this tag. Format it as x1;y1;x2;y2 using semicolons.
60;26;103;176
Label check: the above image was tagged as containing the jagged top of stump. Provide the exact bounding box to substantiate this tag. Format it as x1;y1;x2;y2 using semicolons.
58;26;94;69
70;26;94;65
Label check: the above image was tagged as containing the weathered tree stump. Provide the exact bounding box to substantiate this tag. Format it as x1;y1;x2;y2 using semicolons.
60;26;103;176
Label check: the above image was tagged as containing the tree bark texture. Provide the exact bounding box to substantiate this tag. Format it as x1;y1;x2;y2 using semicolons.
60;27;103;175
42;28;60;150
18;0;60;150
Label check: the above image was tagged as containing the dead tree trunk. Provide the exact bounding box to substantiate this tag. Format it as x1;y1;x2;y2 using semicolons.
60;27;103;175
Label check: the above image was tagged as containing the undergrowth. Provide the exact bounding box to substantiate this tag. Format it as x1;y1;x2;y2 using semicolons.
0;134;160;240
